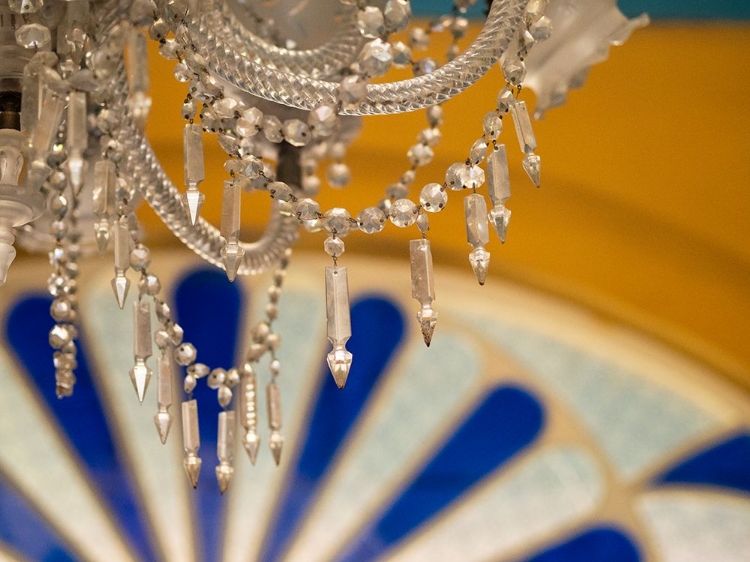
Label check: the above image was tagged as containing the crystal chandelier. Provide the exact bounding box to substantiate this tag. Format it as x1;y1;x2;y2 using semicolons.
0;0;646;492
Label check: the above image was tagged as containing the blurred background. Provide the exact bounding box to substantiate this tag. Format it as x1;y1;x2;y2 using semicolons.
0;1;748;561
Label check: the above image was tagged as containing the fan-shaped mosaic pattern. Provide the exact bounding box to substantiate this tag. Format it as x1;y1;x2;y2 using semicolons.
0;254;748;562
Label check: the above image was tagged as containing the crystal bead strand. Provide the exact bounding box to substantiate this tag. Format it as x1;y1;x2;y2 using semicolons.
239;362;260;464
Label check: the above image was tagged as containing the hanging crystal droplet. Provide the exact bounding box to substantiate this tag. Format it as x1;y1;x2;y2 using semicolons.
325;266;353;389
510;100;537;155
410;239;438;346
182;399;202;488
216;410;235;494
111;219;131;308
239;363;260;464
183;123;205;225
266;381;283;465
486;145;511;207
522;152;541;187
220;180;244;280
130;299;153;403
154;351;174;444
464;194;491;285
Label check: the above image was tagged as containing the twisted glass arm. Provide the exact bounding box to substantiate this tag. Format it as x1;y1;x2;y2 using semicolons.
193;0;527;115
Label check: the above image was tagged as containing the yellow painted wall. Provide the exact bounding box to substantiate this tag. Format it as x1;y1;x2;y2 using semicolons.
144;23;750;388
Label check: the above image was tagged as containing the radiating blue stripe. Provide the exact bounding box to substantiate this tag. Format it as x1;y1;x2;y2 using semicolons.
409;0;750;20
337;385;545;562
173;268;245;562
523;527;641;562
654;432;750;494
259;295;405;562
5;294;156;562
0;472;76;562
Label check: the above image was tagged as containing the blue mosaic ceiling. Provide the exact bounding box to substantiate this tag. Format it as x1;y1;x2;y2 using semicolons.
411;0;750;20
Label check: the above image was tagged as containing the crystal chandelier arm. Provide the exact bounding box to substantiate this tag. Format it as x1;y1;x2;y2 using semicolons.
120;129;299;275
194;0;527;115
204;0;363;77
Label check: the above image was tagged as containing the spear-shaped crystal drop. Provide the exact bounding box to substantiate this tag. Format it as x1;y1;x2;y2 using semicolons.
127;30;151;130
410;239;437;346
239;363;260;464
220;180;244;281
111;219;130;308
216;410;235;494
65;91;87;192
488;205;512;243
30;90;65;162
325;266;352;389
267;381;283;465
523;152;541;188
182;399;202;488
182;123;205;226
465;194;491;285
510;99;537;155
487;145;511;207
93;160;116;254
130;299;152;403
154;351;174;444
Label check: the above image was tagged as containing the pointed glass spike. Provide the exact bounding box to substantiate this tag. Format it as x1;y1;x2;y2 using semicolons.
30;91;65;162
114;218;130;272
66;91;87;153
269;430;284;466
93;160;116;217
464;193;490;248
510;100;537;155
489;205;512;243
111;274;130;309
410;239;438;347
216;410;235;494
129;361;152;404
221;179;241;242
181;189;204;226
325;266;352;388
154;351;174;443
469;246;491;285
133;300;152;361
486;145;511;207
523;152;541;188
182;399;202;488
184;123;204;187
240;364;260;464
220;242;244;282
95;218;110;255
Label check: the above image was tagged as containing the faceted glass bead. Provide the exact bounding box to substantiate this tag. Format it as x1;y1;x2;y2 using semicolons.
409;27;430;49
358;6;385;38
214;97;239;119
386;184;408;200
181;99;197;121
327;162;350;188
469;139;489;165
496;86;514;113
389;198;418;227
483;112;503;140
357;206;386;234
174;62;191;82
530;16;552;41
324;208;352;236
293;198;320;220
416;212;429;234
129;245;151;271
414;58;438;77
324;236;345;258
418;127;442;147
502;56;527;86
407;144;434;166
282;119;310;147
427;105;443;127
49;324;71;349
338;75;367;109
262;115;283;143
309;104;338;138
358;39;392;78
200;107;219;132
445;162;465;191
9;0;43;13
459;165;485;189
392;41;412;68
175;343;197;366
268;181;292;201
207;368;226;389
420;183;447;212
188;363;210;378
16;24;51;50
384;0;411;32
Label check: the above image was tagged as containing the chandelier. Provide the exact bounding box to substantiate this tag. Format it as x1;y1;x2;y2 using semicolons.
0;0;646;493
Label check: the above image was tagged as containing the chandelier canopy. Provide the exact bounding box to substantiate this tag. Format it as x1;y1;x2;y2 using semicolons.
0;0;646;492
